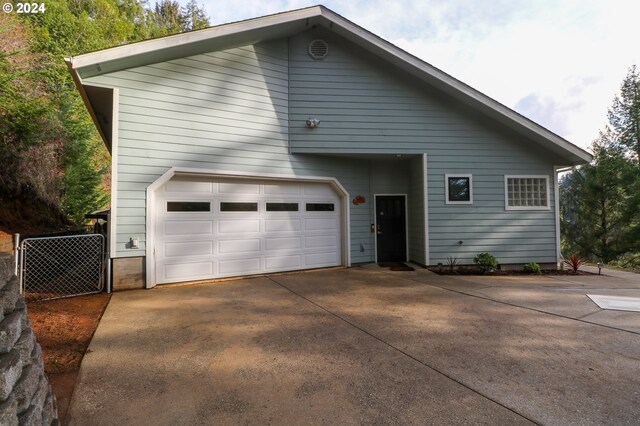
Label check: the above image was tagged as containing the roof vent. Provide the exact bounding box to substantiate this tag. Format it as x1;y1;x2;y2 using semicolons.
308;39;329;60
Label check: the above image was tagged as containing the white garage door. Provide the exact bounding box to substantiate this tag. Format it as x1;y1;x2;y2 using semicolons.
154;176;343;284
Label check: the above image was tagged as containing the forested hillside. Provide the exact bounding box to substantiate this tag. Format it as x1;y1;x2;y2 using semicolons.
0;0;209;233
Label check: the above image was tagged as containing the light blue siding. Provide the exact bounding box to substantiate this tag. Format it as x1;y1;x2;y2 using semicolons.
86;28;560;267
288;28;558;265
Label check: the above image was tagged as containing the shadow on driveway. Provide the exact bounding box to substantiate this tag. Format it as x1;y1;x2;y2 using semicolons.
68;267;640;425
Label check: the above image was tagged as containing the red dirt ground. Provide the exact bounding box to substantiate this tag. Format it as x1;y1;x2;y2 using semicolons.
27;293;110;424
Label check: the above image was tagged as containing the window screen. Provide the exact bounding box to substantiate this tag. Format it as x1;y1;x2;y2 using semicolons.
220;202;258;212
167;202;210;212
506;176;549;209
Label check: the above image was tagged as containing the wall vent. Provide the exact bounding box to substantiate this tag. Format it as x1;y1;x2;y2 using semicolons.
308;39;329;60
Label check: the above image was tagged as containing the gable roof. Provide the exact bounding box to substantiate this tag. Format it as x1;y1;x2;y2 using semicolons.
66;5;592;165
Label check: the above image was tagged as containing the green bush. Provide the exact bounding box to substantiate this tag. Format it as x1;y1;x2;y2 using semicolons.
523;262;541;273
473;252;498;273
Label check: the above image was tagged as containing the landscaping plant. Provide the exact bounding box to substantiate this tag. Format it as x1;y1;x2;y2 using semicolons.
446;256;458;273
474;252;498;273
564;254;584;273
523;262;541;273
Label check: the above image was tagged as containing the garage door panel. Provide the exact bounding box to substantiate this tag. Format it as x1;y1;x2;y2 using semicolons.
218;239;261;254
219;220;260;234
265;237;301;251
305;252;339;266
264;219;302;232
264;183;301;195
219;258;261;275
305;235;337;249
164;180;212;193
265;255;301;270
305;218;339;231
164;221;213;236
218;182;260;194
165;241;213;257
164;261;213;280
155;177;342;284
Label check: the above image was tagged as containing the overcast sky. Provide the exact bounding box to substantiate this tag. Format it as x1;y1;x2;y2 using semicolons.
188;0;639;152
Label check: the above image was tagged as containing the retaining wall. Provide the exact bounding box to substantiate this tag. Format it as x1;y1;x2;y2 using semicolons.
0;253;58;425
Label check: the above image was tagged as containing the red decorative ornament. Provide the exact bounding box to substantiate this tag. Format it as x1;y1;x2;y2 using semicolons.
352;195;366;205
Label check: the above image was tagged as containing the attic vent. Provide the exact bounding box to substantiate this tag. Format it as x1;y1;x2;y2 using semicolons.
308;39;329;60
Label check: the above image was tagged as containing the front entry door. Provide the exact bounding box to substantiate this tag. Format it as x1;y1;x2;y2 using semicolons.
375;195;407;262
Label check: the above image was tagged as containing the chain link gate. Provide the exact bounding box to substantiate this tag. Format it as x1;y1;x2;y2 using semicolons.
19;234;105;301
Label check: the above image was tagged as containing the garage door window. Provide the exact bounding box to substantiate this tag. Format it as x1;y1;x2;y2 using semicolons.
266;202;298;212
306;203;334;212
220;202;258;212
167;201;211;212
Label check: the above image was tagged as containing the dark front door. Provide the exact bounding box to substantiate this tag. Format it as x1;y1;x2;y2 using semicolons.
376;195;407;262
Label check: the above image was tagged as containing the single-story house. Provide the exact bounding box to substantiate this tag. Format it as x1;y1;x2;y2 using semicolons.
67;5;592;290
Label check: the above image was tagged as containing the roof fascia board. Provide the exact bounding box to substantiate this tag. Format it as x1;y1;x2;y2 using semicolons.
69;6;322;71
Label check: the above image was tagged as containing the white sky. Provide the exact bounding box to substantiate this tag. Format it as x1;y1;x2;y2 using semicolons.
187;0;640;152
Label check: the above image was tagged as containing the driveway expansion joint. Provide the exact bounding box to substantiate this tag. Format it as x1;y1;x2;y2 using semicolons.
385;270;640;337
266;275;540;426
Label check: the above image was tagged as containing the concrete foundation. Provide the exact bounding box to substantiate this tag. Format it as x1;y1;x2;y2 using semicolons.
111;257;145;291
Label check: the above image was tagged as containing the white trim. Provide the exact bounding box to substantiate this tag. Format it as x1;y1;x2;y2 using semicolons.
422;154;429;266
68;7;322;69
504;175;551;211
554;167;561;263
109;88;119;258
373;194;409;263
145;167;350;288
444;173;473;205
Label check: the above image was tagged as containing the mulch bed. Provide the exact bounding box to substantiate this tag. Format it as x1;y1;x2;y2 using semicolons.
429;267;597;276
27;293;110;424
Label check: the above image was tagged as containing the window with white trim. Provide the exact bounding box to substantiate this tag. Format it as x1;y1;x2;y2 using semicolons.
445;174;473;205
504;175;550;210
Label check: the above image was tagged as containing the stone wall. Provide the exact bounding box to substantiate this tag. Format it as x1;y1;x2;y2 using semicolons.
0;254;58;425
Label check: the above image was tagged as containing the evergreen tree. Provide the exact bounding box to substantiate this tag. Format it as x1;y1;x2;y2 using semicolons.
608;65;640;160
561;65;640;267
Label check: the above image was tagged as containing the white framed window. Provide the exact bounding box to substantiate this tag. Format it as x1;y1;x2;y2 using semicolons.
445;174;473;205
504;175;550;210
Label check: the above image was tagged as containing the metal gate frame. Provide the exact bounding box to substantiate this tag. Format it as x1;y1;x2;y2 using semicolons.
18;234;105;301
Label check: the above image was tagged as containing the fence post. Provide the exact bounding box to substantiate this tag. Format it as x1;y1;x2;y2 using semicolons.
14;233;19;276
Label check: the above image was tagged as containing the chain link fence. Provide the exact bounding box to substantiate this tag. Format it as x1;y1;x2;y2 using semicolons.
19;234;105;301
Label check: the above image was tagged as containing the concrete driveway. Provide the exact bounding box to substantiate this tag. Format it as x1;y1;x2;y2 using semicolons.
68;267;640;425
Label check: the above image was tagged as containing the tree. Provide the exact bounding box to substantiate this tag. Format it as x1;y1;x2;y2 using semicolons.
561;65;640;266
608;65;640;160
561;136;634;262
1;1;212;229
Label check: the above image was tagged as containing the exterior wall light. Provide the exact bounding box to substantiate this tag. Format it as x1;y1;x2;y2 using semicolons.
306;118;320;128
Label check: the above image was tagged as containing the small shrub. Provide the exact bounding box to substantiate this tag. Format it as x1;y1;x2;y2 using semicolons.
474;252;498;273
523;262;541;273
563;254;584;273
446;256;458;272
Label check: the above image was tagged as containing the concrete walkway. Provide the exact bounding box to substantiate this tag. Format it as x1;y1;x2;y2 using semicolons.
68;267;640;425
